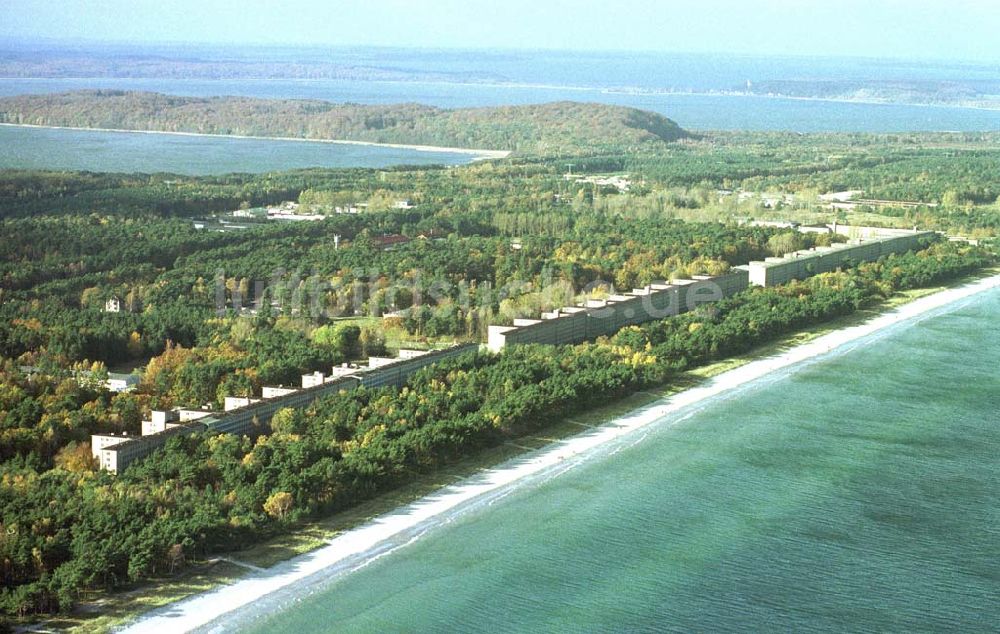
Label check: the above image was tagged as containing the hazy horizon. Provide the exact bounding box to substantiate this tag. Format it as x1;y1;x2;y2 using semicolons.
2;1;999;64
3;36;999;69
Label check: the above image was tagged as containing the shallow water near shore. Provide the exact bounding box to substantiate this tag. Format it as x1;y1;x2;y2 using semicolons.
231;287;1000;633
0;124;479;174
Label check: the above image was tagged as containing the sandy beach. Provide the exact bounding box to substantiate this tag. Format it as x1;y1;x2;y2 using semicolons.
119;272;1000;633
0;122;512;160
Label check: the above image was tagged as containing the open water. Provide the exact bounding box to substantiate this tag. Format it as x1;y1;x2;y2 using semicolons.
234;287;999;632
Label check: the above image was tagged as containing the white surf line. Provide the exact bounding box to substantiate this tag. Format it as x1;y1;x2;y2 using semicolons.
212;557;267;573
120;273;1000;634
0;123;511;159
505;441;537;451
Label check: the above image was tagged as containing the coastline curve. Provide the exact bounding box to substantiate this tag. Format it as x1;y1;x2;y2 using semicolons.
121;273;1000;634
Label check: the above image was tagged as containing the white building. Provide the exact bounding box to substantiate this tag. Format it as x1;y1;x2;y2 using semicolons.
177;409;213;422
141;419;184;436
267;211;326;222
302;371;326;388
224;396;261;411
368;349;431;368
818;190;864;203
366;356;397;369
105;373;139;393
91;432;131;459
397;349;430;360
263;386;298;399
329;363;360;377
140;408;211;435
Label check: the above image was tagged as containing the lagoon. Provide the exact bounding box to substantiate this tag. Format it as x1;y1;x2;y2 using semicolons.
0;124;480;175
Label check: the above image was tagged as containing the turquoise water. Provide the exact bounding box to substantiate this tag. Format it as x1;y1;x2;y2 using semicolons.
234;288;1000;632
0;125;477;175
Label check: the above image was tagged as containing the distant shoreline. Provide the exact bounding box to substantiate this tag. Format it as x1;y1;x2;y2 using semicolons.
3;75;998;114
120;271;1000;634
0;122;512;160
730;92;1000;113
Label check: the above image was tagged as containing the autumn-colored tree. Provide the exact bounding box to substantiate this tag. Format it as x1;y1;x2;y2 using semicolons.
126;331;143;358
80;287;101;308
53;441;96;472
263;491;294;520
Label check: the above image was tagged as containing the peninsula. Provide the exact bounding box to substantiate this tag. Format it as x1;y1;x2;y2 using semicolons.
0;91;688;154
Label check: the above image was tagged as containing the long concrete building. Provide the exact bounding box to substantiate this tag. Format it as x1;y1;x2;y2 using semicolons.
94;344;477;474
94;227;937;474
489;228;936;351
488;270;750;351
745;229;934;287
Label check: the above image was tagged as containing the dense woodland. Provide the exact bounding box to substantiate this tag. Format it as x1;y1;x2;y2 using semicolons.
0;240;991;617
0;110;998;621
4;126;1000;234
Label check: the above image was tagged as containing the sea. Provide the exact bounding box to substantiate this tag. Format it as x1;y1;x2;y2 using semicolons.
1;47;999;174
226;285;1000;632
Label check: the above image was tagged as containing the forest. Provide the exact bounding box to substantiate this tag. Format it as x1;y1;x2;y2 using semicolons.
0;91;687;154
0;239;991;618
0;118;998;622
4;123;999;236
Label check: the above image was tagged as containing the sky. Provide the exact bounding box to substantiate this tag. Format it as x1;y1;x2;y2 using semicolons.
2;0;999;62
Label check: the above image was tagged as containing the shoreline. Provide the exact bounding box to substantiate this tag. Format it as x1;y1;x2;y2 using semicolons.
346;78;1000;113
119;271;1000;634
4;76;999;113
0;122;511;160
599;88;1000;113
